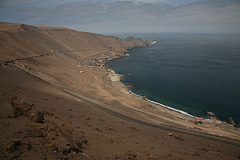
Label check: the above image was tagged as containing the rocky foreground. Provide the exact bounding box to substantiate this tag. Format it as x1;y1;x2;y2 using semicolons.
0;22;240;160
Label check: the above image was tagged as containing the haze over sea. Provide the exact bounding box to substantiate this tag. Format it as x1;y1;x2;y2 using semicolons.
107;33;240;125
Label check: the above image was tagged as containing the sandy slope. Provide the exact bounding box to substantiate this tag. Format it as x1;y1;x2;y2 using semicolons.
0;22;240;160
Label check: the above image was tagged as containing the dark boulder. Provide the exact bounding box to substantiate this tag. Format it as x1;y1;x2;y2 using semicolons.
228;117;236;126
28;109;44;123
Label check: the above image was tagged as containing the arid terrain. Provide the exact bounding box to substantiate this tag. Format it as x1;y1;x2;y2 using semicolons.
0;22;240;160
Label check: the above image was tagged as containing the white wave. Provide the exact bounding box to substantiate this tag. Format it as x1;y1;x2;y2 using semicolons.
128;89;195;118
129;90;144;98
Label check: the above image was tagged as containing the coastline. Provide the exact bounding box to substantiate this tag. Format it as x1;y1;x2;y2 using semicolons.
104;49;240;134
106;51;196;119
106;44;240;128
124;82;195;118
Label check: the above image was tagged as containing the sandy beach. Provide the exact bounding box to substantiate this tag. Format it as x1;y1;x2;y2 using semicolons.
0;22;240;159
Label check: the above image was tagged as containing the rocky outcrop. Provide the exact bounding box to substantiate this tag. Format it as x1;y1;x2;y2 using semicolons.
10;95;44;123
28;109;45;123
41;122;88;156
123;36;153;49
228;117;236;126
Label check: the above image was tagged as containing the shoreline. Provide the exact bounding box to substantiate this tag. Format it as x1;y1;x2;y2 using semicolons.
128;88;195;118
106;50;239;128
105;64;240;139
106;53;198;118
105;45;199;119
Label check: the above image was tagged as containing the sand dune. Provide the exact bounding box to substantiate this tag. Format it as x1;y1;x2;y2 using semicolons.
0;22;240;160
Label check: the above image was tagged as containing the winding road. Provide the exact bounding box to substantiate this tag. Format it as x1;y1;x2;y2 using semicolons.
62;89;240;147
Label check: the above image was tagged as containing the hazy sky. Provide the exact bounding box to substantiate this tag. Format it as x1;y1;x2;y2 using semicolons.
0;0;240;33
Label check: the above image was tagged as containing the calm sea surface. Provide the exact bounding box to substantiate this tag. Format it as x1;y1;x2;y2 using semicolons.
107;33;240;124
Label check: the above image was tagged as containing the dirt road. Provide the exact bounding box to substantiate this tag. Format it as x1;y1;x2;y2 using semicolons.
62;89;240;147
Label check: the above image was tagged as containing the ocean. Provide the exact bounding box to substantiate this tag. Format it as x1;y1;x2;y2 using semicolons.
107;33;240;125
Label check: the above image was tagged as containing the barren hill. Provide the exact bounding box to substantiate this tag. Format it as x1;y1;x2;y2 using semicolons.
0;22;152;63
0;22;121;62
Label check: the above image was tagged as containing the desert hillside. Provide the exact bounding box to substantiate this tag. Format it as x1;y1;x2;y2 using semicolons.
0;22;152;63
0;22;240;160
0;22;123;63
0;22;151;88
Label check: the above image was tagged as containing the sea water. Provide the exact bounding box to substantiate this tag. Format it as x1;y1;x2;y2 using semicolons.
107;33;240;125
